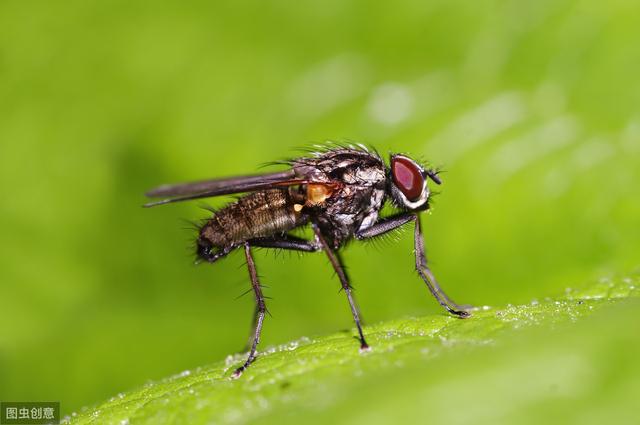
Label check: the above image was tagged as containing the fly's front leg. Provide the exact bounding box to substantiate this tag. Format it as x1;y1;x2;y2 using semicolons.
313;225;369;351
355;212;415;240
233;242;266;377
356;212;471;318
413;215;471;318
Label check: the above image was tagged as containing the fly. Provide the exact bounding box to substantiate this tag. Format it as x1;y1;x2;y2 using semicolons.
144;145;472;377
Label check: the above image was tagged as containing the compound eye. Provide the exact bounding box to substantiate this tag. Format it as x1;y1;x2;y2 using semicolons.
391;156;425;201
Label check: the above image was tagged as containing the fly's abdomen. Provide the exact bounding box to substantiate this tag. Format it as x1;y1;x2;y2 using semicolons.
199;189;306;250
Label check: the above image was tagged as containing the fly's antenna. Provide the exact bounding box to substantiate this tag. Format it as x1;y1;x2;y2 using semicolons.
425;169;442;185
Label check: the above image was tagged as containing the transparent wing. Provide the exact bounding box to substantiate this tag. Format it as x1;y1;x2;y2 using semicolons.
144;169;308;207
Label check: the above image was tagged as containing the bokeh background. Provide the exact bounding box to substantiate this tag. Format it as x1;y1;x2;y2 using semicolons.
1;0;638;415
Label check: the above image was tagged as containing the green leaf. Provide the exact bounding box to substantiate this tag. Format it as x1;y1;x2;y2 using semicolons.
65;275;639;425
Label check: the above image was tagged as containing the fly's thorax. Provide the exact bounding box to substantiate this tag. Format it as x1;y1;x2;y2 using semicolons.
310;181;387;248
292;147;386;187
289;150;389;248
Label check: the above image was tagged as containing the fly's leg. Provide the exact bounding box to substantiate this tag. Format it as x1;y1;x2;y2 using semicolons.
356;213;471;318
313;225;369;350
233;242;266;377
249;234;320;252
240;305;259;352
238;235;318;352
413;215;471;317
354;212;415;240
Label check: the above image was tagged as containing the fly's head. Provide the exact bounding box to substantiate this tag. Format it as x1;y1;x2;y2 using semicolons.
387;154;441;211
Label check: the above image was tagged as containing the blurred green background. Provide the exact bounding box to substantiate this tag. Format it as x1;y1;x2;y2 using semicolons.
1;0;638;416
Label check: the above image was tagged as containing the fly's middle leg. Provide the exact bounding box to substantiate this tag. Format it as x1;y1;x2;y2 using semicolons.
313;224;369;351
232;242;266;378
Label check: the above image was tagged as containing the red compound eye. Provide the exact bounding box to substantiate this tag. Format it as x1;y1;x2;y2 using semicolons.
391;156;424;201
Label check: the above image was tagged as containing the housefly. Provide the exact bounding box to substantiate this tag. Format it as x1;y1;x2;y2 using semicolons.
145;145;471;376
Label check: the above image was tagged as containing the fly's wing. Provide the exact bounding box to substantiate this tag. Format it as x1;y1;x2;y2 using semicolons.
144;169;310;207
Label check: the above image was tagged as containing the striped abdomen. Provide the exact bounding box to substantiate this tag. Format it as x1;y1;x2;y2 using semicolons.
199;189;306;249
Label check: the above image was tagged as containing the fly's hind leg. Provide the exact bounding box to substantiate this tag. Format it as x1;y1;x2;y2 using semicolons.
233;242;266;377
238;235;319;353
240;305;259;353
249;234;320;252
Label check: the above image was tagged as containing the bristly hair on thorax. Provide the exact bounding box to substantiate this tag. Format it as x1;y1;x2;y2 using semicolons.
259;141;381;169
